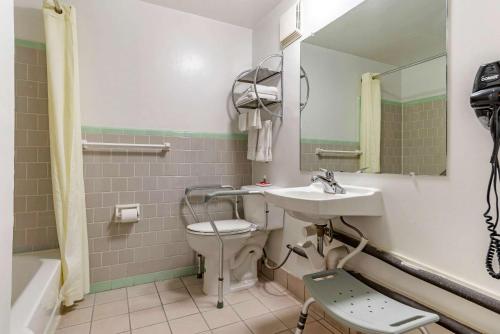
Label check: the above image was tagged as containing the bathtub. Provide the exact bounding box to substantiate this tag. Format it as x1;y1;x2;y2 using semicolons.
11;249;61;334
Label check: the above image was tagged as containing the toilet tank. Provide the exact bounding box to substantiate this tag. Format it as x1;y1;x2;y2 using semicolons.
241;185;284;230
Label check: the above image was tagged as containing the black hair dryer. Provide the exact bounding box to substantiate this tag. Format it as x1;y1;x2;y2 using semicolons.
470;61;500;279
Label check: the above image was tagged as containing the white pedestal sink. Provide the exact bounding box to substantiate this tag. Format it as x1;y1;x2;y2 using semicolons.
264;182;383;223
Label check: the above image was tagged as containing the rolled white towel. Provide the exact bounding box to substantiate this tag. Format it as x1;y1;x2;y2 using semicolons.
247;128;258;161
245;84;279;96
236;92;278;107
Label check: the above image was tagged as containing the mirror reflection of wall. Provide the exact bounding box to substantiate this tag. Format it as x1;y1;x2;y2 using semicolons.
300;0;447;176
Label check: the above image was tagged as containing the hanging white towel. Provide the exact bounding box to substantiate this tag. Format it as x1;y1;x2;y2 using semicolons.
247;128;258;160
238;112;248;132
256;120;272;162
247;109;262;130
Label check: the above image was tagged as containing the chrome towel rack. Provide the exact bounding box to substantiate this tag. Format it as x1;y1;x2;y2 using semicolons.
81;140;170;152
315;148;362;157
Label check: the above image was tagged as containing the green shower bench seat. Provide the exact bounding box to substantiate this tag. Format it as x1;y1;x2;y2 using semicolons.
296;269;439;334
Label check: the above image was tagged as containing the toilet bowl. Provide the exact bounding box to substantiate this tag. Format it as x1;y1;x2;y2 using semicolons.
185;185;282;296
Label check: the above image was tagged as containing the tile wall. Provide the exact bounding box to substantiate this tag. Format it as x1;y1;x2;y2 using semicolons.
13;43;252;286
380;101;402;174
13;45;58;253
402;97;447;175
300;141;360;173
82;129;251;284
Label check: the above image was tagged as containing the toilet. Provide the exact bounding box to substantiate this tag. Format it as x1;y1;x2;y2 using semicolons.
185;185;282;296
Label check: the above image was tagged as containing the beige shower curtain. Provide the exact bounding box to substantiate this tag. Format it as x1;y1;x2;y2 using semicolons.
359;73;381;173
43;0;89;306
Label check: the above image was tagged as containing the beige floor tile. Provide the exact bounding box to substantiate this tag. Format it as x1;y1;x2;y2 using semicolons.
322;315;348;334
155;278;184;292
91;314;130;334
249;282;287;300
300;321;336;334
244;313;287;334
55;322;91;334
169;313;209;334
58;307;93;328
95;288;127;305
201;306;240;329
74;294;95;309
231;299;269;320
258;294;299;311
212;322;252;334
159;287;191;304
132;322;172;334
93;299;129;321
128;283;157;298
272;306;317;329
224;290;256;305
188;286;219;312
181;275;203;287
163;298;199;320
129;293;161;312
130;306;166;329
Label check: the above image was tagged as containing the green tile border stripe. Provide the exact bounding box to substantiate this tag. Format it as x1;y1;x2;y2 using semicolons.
301;138;359;146
15;38;46;50
82;125;247;140
90;265;197;293
382;95;446;107
402;94;446;106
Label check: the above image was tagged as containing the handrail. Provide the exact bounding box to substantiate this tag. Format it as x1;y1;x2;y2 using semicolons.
315;148;362;157
81;140;170;152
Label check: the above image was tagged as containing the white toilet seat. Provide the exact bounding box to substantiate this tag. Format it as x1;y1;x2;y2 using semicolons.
186;219;255;236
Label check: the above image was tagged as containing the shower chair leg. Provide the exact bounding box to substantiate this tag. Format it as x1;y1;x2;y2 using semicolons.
294;297;315;334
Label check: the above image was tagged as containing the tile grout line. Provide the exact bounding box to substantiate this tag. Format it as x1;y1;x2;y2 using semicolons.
88;291;96;334
180;276;213;333
154;280;175;334
125;287;132;333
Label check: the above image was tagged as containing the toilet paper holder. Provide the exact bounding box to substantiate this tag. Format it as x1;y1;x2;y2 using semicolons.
114;204;141;223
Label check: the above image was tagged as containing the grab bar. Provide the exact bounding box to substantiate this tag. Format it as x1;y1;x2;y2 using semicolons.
315;148;362;157
82;139;170;152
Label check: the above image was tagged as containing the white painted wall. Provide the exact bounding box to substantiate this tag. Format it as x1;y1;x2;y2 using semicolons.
14;0;252;133
254;0;500;331
0;0;15;332
301;42;399;141
401;57;447;101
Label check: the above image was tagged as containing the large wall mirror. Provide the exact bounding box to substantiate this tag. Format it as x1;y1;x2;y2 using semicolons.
300;0;447;176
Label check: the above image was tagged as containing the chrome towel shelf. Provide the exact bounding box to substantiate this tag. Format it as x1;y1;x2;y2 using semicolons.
231;53;284;119
81;140;170;152
315;148;362;157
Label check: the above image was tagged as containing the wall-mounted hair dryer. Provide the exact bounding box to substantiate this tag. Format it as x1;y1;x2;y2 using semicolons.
470;61;500;279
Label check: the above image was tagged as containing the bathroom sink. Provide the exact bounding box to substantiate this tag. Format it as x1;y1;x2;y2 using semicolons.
264;183;383;223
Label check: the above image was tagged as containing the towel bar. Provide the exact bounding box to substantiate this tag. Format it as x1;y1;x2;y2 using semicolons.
81;140;170;152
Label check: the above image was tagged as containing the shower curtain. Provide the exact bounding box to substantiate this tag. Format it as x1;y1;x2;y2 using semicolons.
43;0;89;306
359;73;381;173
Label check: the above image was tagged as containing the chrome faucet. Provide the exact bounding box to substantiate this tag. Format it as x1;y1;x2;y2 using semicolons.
311;169;346;194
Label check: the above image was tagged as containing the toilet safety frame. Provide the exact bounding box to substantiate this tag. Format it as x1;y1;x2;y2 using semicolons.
184;184;268;309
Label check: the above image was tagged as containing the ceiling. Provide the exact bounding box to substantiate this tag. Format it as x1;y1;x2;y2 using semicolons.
141;0;282;28
304;0;447;66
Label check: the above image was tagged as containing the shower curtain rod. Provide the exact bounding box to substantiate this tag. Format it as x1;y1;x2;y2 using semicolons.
373;52;447;79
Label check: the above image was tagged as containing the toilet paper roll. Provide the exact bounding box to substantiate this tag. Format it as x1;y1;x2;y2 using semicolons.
302;224;317;237
120;208;138;222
